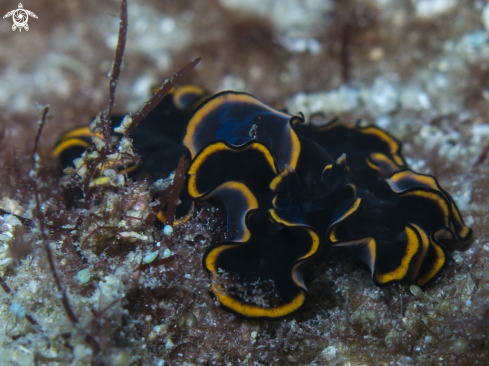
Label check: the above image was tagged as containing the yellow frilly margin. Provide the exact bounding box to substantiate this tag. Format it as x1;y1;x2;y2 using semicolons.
203;214;320;320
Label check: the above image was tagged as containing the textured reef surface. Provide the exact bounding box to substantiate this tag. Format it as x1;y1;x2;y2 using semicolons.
0;0;489;365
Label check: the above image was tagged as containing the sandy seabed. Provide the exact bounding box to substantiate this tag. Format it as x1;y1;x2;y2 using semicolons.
0;0;488;365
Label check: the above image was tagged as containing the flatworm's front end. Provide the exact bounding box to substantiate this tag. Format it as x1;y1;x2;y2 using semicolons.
183;91;301;170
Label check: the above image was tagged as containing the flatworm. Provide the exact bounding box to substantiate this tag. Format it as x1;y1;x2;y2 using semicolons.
182;90;471;319
54;86;472;321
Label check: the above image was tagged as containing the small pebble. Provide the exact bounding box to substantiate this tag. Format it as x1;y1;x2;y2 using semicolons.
143;251;158;263
163;248;171;258
163;225;173;236
10;302;26;318
77;268;91;284
165;338;174;349
28;280;39;294
410;284;424;297
320;346;337;361
0;257;13;267
180;313;198;330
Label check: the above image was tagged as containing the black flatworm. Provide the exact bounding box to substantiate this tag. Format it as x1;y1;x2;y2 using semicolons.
54;87;472;320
